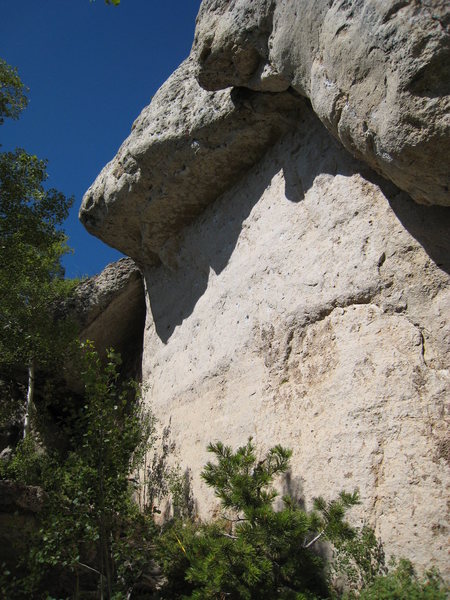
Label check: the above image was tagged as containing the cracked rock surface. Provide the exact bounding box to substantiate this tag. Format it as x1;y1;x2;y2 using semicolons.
194;0;450;206
141;107;449;576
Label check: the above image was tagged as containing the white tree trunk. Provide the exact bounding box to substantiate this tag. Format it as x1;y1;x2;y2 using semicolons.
23;358;35;438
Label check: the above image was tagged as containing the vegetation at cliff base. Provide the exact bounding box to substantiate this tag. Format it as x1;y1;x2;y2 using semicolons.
1;343;157;598
2;415;448;598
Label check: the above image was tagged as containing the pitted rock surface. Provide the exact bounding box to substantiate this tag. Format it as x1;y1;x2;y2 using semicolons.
140;113;449;575
79;0;450;578
193;0;450;206
80;58;303;264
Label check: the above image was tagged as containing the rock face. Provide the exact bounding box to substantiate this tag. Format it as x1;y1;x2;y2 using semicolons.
67;257;145;379
80;58;302;265
193;0;450;207
141;112;450;575
81;0;450;578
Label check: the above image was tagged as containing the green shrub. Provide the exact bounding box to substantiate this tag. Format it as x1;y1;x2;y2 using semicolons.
1;342;156;598
158;439;364;599
356;558;448;600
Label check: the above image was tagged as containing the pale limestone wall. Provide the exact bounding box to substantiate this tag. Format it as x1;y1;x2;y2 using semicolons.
193;0;450;207
141;108;449;575
79;0;450;579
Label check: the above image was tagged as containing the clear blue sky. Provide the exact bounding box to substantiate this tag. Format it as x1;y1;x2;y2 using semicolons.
1;0;202;278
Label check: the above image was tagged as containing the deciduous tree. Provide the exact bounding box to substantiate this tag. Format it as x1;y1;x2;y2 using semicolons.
0;60;74;436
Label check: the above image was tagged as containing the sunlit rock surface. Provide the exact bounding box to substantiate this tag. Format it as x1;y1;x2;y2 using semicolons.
193;0;450;206
80;58;302;265
81;0;450;577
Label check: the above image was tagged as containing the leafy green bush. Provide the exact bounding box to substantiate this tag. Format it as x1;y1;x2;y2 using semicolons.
1;342;156;598
3;383;447;600
0;434;45;484
329;522;386;593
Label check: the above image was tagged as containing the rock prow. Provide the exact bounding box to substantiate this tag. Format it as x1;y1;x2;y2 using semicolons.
65;258;146;382
68;257;143;330
80;58;304;264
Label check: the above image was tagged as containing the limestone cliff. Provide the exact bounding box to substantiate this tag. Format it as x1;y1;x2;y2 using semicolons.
80;0;449;576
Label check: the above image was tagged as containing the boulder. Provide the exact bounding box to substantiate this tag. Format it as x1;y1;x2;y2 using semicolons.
0;480;45;568
66;257;145;378
0;479;45;514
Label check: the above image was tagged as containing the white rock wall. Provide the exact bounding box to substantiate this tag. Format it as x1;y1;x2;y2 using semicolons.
141;109;449;574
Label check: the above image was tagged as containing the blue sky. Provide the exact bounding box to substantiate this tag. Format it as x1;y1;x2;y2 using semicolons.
1;0;202;278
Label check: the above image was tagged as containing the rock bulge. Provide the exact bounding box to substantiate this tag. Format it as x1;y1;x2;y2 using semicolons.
193;0;450;206
80;0;450;577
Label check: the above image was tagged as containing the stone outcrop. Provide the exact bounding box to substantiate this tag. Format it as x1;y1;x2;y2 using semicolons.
193;0;450;207
80;58;302;265
80;0;449;578
67;257;145;378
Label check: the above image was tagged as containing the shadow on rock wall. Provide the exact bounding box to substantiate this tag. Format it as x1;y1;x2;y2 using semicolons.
145;104;449;344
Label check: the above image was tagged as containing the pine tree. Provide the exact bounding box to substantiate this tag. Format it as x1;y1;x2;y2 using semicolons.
160;439;361;599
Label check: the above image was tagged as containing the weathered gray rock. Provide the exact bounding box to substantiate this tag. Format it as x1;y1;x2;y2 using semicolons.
67;257;145;372
193;0;450;206
79;0;450;579
80;58;303;264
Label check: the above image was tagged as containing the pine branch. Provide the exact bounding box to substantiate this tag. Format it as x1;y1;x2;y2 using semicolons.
303;529;325;549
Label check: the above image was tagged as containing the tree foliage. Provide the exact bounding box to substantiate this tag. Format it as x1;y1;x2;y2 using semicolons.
0;149;74;368
159;439;365;599
0;59;75;435
0;59;28;124
3;425;448;599
1;342;156;598
355;558;448;600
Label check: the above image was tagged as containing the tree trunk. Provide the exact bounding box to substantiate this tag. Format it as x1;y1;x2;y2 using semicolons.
23;358;35;438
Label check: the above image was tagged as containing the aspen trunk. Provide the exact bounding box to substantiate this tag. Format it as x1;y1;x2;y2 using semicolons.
23;358;35;438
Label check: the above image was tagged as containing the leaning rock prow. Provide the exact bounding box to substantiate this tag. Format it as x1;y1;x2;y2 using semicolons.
80;58;303;265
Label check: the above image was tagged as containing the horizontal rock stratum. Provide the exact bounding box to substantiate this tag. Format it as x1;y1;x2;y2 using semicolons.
80;0;450;578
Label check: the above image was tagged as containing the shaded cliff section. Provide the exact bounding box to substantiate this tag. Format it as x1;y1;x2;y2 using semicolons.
47;257;146;446
0;259;146;588
66;257;146;385
0;258;146;452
